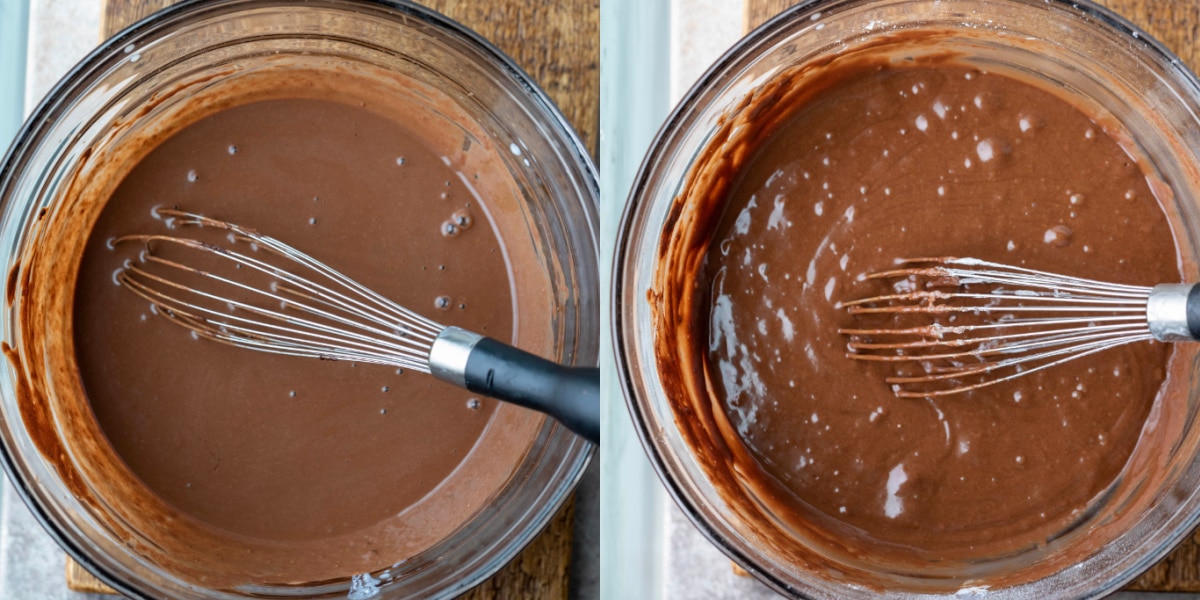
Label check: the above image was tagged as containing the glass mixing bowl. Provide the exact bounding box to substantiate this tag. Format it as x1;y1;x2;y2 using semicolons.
0;0;597;598
614;0;1200;597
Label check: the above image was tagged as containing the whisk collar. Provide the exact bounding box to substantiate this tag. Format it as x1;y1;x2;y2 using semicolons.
428;326;484;388
1147;283;1200;342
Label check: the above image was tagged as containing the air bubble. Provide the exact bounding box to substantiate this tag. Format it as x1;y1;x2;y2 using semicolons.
441;221;460;237
309;217;317;225
382;386;389;392
380;409;387;415
467;398;482;410
452;209;473;230
186;170;198;182
227;145;238;155
396;157;406;166
1043;225;1073;247
434;296;452;310
289;390;297;398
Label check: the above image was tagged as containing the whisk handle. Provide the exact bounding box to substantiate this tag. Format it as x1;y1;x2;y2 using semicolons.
463;338;600;445
429;327;600;444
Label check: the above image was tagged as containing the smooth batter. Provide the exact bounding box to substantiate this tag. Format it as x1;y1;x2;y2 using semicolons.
663;53;1178;566
72;97;524;570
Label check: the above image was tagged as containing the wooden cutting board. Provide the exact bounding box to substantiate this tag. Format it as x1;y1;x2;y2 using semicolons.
66;0;597;596
742;0;1200;593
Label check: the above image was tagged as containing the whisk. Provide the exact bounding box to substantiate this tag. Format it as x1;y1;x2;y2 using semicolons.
114;210;599;444
838;257;1195;398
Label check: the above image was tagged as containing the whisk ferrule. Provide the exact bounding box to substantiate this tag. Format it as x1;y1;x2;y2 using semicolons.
1147;283;1200;342
428;326;484;388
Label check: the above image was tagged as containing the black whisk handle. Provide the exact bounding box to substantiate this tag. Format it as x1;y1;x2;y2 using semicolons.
428;327;599;443
462;337;600;444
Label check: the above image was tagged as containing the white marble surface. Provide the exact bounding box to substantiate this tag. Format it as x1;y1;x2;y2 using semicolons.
668;0;742;104
0;484;112;599
23;0;101;115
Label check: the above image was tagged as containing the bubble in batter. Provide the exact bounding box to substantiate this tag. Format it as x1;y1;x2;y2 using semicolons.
1044;225;1073;247
452;209;474;230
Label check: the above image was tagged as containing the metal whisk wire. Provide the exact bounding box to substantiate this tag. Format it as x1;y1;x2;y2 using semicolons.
839;257;1160;397
115;210;445;373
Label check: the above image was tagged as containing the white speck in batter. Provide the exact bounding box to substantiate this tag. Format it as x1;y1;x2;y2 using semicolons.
884;464;908;518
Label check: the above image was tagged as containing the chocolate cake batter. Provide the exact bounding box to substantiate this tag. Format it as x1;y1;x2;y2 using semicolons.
74;97;512;542
655;44;1180;574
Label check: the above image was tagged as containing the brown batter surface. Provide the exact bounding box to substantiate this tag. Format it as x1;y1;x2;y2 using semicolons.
73;97;521;563
675;57;1178;565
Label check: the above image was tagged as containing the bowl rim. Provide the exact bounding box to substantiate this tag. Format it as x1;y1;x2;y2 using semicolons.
0;0;598;597
610;0;1200;597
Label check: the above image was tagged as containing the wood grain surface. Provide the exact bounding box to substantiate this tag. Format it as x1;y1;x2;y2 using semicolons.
68;0;597;596
101;0;599;157
743;0;1200;593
